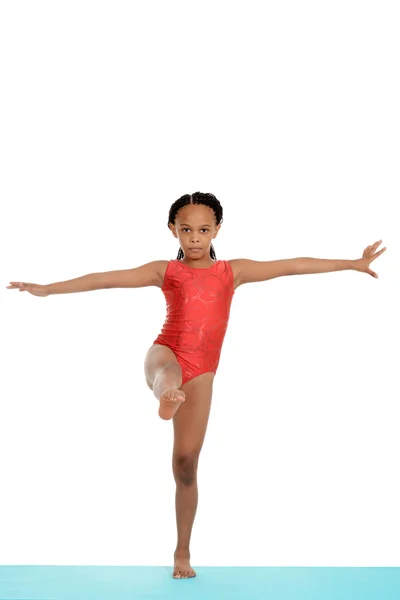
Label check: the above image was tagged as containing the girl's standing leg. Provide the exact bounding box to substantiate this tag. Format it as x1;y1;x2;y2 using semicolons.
171;371;215;579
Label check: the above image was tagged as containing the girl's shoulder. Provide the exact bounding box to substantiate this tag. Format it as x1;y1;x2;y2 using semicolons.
226;259;243;290
154;260;170;288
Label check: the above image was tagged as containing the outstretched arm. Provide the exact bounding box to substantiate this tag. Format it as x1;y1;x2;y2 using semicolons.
6;260;165;296
237;240;386;285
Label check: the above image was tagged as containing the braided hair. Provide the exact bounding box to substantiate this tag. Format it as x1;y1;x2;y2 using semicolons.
168;192;224;260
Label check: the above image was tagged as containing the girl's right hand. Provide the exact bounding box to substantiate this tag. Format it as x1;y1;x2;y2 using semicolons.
6;282;49;297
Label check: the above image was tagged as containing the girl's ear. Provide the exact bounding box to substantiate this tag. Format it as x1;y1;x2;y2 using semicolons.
213;227;220;239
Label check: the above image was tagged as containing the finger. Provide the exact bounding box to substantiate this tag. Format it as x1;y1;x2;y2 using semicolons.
371;247;386;259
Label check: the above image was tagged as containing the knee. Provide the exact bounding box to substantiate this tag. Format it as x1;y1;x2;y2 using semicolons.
172;452;199;486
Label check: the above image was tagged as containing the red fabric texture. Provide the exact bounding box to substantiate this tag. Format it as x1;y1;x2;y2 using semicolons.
153;259;235;385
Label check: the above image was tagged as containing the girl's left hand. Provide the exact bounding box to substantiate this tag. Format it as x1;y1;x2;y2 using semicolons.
354;240;387;278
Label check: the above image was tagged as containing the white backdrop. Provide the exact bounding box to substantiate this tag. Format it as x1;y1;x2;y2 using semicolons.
1;0;398;567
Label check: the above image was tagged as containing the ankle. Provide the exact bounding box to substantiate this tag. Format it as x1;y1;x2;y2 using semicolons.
174;547;190;556
153;366;182;400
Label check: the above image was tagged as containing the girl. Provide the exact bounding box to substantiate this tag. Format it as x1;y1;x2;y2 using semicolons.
7;191;386;579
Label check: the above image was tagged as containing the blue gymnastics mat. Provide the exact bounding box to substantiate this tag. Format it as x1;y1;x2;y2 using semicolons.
0;566;399;599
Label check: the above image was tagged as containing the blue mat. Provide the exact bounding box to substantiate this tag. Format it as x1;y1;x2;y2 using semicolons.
0;566;399;599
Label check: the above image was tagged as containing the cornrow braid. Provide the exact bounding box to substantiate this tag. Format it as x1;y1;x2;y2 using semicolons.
168;192;224;260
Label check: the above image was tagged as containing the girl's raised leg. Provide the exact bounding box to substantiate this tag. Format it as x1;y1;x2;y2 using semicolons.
144;344;186;420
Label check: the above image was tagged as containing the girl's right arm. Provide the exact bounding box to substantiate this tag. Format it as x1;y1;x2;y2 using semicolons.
6;260;166;297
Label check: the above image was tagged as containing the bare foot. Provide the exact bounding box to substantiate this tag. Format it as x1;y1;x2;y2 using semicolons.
158;389;186;420
173;550;196;579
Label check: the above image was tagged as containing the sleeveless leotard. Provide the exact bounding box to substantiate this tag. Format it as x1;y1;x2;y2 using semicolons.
152;259;235;385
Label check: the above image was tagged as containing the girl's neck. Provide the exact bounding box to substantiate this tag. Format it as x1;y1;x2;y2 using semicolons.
180;258;217;269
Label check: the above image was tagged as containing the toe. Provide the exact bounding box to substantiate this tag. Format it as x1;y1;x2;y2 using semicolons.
173;567;182;578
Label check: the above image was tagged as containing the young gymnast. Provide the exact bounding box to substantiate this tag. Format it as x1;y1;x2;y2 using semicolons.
7;191;386;579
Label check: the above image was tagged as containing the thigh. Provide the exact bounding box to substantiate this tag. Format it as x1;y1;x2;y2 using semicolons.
172;372;215;458
144;343;182;390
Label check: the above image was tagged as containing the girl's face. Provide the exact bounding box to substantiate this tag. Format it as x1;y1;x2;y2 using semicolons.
170;205;220;259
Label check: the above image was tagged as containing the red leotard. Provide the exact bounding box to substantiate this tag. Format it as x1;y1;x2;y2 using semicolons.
152;259;235;385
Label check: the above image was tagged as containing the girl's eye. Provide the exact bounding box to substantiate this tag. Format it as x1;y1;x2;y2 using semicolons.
182;228;208;233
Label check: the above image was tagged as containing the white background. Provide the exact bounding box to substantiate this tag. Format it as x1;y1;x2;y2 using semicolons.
1;0;398;567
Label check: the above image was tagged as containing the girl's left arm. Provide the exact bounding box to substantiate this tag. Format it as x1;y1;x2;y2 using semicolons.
236;240;386;285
